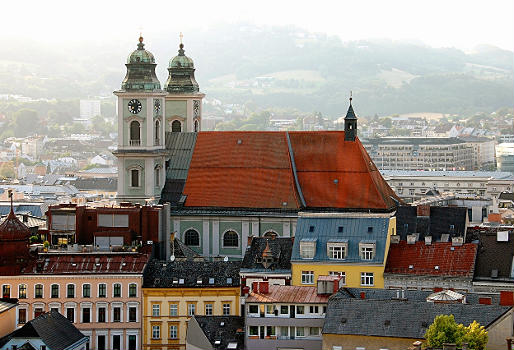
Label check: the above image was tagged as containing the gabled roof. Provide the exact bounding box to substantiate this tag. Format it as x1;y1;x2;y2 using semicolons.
291;215;391;263
192;316;244;350
143;260;241;288
166;131;400;211
246;285;330;304
323;297;511;339
241;237;293;272
385;241;478;277
0;310;86;350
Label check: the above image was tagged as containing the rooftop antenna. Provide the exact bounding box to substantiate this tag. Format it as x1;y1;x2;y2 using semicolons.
179;32;183;45
350;90;353;105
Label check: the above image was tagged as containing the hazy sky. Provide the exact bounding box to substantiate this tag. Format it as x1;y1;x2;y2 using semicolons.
3;0;513;51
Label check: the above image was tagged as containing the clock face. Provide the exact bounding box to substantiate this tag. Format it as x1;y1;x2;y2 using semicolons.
193;100;200;117
128;99;142;114
154;99;161;113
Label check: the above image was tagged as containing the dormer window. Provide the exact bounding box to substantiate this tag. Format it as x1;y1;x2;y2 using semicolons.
359;241;376;260
338;226;344;233
327;241;348;260
300;239;316;259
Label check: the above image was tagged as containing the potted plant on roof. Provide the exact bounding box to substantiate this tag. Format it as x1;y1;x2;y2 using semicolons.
43;240;50;252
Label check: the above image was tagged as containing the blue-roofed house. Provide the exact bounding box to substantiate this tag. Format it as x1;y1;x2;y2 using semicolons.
291;213;396;288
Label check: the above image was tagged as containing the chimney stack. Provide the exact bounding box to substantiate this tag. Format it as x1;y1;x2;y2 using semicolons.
425;236;432;245
258;281;269;294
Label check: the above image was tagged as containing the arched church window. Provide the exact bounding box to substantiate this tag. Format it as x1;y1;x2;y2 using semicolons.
194;119;199;132
154;120;161;145
171;120;182;133
130;121;140;146
184;229;200;246
130;169;140;187
223;230;239;248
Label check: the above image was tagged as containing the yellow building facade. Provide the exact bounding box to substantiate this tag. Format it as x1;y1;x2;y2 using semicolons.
291;214;396;288
142;260;241;350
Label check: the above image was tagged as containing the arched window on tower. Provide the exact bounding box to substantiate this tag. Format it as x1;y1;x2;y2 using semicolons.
223;230;239;248
154;165;161;187
184;229;200;246
154;120;161;145
194;119;200;132
130;121;141;146
171;120;182;133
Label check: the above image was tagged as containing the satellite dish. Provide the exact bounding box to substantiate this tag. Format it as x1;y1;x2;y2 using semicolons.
223;256;229;262
170;255;176;262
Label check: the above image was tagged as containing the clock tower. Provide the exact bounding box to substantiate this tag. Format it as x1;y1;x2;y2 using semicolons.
114;36;166;204
164;36;205;133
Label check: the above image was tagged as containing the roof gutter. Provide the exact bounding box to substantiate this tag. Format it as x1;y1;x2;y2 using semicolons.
285;132;306;208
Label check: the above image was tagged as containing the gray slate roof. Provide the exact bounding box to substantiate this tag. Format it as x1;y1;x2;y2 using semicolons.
323;297;511;339
241;237;293;273
0;310;86;350
194;316;244;350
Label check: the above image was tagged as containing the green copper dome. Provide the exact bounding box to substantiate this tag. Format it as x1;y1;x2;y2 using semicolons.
121;36;161;91
164;43;200;94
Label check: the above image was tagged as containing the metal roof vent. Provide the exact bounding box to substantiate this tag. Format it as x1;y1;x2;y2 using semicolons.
214;340;221;345
71;263;77;267
209;278;215;284
409;265;414;269
220;321;225;327
237;139;242;144
434;265;440;270
179;278;184;284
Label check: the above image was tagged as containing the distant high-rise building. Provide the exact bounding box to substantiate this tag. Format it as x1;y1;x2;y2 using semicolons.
79;99;101;119
496;143;514;175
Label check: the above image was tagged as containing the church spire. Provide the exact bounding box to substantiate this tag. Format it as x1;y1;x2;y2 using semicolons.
344;92;357;141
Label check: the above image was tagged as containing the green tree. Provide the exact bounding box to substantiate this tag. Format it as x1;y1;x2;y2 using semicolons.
462;321;488;350
424;315;466;347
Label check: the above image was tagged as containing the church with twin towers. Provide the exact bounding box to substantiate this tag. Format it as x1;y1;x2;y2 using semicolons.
114;35;204;203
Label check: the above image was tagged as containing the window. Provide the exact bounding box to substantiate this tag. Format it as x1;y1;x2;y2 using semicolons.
300;240;316;259
130;169;140;187
296;305;304;314
301;271;314;285
129;120;140;145
169;304;178;316
327;242;347;260
97;335;106;350
18;309;26;324
98;307;106;322
66;307;74;323
359;242;376;260
50;307;58;313
169;325;178;339
67;284;75;298
18;284;27;299
112;335;121;350
98;284;106;298
129;283;137;297
155;167;160;186
98;214;129;227
266;326;276;336
82;308;90;323
309;305;319;314
368;226;373;233
223;230;239;247
205;304;213;316
34;307;44;318
154;120;161;145
184;229;200;246
152;304;160;317
280;305;289;314
113;307;121;322
223;303;231;315
188;303;195;316
309;327;320;336
296;327;305;337
361;272;374;286
329;271;347;285
194;119;199;132
129;307;137;322
309;226;315;232
128;335;136;350
280;327;289;337
50;284;59;298
35;284;43;298
249;326;259;336
249;305;258;314
152;325;160;339
113;283;121;297
82;284;91;298
171;120;182;133
2;285;10;298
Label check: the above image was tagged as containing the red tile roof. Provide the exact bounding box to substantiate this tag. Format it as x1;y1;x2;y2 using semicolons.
246;285;330;304
22;253;150;274
182;131;399;210
385;241;478;277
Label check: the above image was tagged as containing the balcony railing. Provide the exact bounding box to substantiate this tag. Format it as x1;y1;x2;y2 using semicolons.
129;140;141;146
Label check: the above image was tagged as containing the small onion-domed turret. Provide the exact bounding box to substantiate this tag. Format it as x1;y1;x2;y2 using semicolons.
121;36;161;91
164;41;200;94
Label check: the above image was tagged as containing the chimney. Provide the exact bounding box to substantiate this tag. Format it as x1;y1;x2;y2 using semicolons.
360;292;365;299
407;234;417;244
500;291;514;306
390;235;400;244
417;204;430;217
333;277;341;293
425;236;432;245
252;282;258;294
22;214;28;223
259;281;269;294
507;337;513;350
451;236;463;246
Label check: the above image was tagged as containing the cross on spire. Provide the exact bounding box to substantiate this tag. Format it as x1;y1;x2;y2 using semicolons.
179;32;183;45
